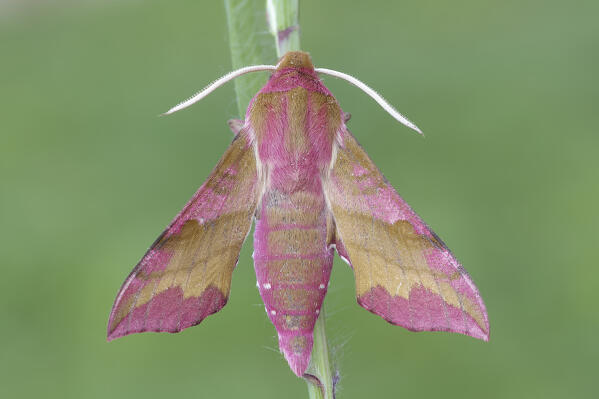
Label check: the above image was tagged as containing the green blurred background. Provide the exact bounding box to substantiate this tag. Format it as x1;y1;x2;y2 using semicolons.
1;0;597;397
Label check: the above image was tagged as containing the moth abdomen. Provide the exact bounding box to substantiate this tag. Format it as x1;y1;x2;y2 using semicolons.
253;188;333;376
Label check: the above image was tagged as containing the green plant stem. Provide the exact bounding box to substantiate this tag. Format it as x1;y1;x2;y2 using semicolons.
265;4;334;398
224;0;277;115
305;309;335;399
226;1;334;398
266;0;300;57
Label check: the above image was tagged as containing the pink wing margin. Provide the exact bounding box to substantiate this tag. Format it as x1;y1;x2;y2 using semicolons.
107;130;258;340
324;129;489;340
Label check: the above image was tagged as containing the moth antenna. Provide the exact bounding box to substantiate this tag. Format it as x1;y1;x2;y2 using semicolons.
315;67;423;135
162;65;277;115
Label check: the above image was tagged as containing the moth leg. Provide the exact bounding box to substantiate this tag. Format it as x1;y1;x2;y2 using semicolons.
227;119;245;135
342;112;351;123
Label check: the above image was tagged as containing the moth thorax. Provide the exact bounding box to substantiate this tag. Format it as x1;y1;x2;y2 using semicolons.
277;51;314;71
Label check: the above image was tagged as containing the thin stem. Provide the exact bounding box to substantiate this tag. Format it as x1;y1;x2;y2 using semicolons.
265;2;334;399
226;2;334;398
305;309;335;399
266;0;300;57
224;0;277;115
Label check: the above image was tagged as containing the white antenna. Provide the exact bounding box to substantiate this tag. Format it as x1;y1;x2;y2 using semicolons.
162;65;276;115
315;67;423;135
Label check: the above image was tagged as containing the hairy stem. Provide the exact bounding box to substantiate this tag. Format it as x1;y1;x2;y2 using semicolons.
305;309;335;399
226;1;334;398
266;2;334;399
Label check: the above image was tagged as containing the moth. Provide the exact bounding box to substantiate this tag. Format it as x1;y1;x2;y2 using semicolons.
107;51;489;377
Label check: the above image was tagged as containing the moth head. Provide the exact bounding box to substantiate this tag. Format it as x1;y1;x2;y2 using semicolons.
276;51;314;71
163;52;422;134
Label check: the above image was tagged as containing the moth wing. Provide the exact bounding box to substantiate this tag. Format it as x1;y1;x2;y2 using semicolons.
324;130;489;340
108;130;258;340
